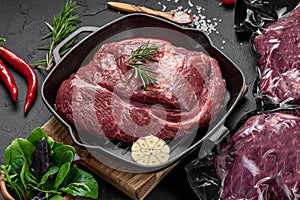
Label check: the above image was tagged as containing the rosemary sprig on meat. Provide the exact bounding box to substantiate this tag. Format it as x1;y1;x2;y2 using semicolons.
32;0;80;71
126;41;159;89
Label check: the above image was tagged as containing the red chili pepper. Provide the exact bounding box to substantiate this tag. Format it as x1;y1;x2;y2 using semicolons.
0;46;37;113
0;59;18;101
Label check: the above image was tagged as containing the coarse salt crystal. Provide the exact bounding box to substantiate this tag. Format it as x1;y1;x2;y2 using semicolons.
161;0;220;35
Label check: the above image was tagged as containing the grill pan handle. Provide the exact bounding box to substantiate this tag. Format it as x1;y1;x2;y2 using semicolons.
198;125;229;158
53;26;99;64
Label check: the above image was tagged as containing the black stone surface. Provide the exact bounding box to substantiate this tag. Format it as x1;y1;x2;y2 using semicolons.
0;0;257;199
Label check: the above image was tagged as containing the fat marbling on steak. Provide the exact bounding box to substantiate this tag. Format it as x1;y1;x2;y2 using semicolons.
254;4;300;104
215;113;300;199
55;38;226;142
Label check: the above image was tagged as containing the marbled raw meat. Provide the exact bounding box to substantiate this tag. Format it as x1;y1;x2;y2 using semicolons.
215;113;300;199
55;38;226;142
254;4;300;104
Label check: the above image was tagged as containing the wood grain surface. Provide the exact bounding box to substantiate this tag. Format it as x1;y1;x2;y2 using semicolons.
42;117;177;200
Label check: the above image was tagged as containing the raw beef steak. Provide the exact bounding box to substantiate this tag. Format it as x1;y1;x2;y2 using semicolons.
254;4;300;104
215;113;300;199
55;38;226;142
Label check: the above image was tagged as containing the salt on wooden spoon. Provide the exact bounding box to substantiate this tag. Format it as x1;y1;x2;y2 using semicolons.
107;2;193;25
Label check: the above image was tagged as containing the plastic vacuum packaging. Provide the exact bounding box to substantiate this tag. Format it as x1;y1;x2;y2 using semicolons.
185;1;300;199
234;0;300;36
235;0;300;107
253;2;300;107
186;111;300;200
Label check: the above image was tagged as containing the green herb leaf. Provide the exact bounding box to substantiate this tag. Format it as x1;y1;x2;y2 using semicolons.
55;162;71;190
27;127;56;154
1;127;98;199
126;41;159;89
1;165;25;199
60;166;98;199
53;150;74;189
0;38;6;42
52;146;75;165
33;0;80;70
27;127;48;146
4;138;35;166
39;166;59;186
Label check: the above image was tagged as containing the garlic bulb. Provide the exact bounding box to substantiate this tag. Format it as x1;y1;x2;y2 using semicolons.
131;135;170;166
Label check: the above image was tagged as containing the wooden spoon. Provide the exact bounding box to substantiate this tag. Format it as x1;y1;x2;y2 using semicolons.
107;2;194;25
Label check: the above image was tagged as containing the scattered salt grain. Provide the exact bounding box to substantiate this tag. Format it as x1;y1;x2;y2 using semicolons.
222;40;226;44
158;0;220;35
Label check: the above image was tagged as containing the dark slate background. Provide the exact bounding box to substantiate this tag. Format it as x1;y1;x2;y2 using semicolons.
0;0;257;199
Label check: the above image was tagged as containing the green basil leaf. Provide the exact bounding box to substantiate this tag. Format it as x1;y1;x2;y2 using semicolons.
20;162;27;191
49;142;63;157
27;127;48;146
10;158;24;175
59;151;74;166
55;162;71;189
47;136;55;150
1;126;98;200
3;137;36;199
52;147;75;166
60;166;98;199
36;176;56;191
3;144;13;165
4;138;35;166
24;167;38;185
39;165;59;185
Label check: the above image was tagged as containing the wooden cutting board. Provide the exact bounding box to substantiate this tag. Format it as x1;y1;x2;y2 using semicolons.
42;117;177;200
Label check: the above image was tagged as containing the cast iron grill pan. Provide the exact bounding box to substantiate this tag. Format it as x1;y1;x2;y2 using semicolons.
41;14;245;173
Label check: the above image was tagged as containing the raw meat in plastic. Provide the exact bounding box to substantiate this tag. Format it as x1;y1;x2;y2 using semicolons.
215;112;300;199
253;3;300;105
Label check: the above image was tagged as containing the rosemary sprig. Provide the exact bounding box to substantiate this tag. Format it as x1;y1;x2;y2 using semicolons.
32;0;80;71
126;42;159;89
0;38;6;42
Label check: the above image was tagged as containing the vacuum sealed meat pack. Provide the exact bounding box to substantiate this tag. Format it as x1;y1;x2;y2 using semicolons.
253;3;300;105
186;111;300;200
215;112;300;199
185;2;300;199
